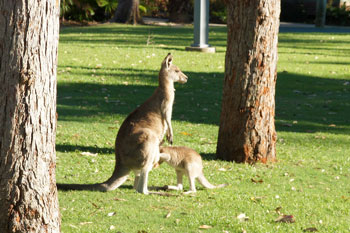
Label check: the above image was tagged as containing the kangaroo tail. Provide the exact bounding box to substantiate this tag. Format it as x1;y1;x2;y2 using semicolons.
57;165;130;192
197;173;228;189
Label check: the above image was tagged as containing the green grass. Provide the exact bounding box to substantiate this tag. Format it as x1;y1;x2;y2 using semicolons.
56;23;350;232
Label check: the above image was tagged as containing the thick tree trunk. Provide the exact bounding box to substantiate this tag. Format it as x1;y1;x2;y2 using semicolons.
110;0;143;24
0;0;60;232
216;0;280;163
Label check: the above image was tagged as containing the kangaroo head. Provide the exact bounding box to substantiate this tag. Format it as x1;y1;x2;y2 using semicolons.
161;53;188;84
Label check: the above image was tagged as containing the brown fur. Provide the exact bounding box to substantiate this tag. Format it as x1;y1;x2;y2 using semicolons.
158;146;227;193
57;53;187;194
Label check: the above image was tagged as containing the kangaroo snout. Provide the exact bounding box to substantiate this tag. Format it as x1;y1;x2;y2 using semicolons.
179;73;188;84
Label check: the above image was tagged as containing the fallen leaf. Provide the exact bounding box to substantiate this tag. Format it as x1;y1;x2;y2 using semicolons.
107;212;116;217
165;212;171;218
274;215;295;223
113;197;127;202
175;219;180;225
303;227;318;232
109;225;116;230
95;64;102;69
180;131;192;136
237;213;249;222
199;225;212;229
275;206;282;214
91;202;99;208
328;124;336;127
251;178;263;183
250;196;264;202
80;152;98;157
80;222;93;225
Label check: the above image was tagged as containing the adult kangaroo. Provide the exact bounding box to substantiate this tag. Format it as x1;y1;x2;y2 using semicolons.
57;53;188;194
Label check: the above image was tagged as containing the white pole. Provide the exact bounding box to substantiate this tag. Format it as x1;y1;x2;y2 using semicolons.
186;0;215;53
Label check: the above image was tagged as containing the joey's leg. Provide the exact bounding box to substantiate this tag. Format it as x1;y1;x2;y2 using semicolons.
176;170;184;191
159;153;171;162
165;170;183;191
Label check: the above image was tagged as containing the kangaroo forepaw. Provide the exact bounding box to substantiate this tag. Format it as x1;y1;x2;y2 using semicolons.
167;134;173;145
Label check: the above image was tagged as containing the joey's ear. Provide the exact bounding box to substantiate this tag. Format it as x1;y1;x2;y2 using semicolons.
163;53;173;69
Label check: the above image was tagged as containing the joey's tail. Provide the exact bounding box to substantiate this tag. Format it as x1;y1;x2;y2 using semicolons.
57;165;130;192
197;173;228;189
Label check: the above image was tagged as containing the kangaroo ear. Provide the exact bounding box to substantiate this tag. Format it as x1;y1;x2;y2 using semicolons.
163;53;173;69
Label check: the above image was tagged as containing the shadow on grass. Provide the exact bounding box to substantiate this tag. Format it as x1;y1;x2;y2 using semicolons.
56;143;114;154
57;68;224;125
57;25;350;134
58;65;350;135
200;153;217;161
275;71;350;134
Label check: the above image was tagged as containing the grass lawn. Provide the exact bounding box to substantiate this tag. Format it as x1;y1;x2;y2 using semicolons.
56;23;350;232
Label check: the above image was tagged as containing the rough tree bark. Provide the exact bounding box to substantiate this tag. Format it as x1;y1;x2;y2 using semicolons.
0;0;61;232
110;0;143;24
216;0;280;163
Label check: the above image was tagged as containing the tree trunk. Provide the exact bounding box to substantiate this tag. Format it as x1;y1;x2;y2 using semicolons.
168;0;193;23
216;0;280;163
110;0;143;24
315;0;327;27
0;0;60;232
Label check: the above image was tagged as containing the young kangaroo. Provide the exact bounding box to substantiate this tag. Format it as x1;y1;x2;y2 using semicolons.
157;146;227;194
57;53;187;194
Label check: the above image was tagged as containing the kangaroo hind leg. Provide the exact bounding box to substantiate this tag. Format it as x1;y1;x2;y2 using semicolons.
100;165;131;191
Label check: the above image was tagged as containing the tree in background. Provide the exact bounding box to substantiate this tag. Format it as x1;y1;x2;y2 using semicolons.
0;0;60;231
168;0;193;23
110;0;143;24
315;0;327;27
217;0;280;163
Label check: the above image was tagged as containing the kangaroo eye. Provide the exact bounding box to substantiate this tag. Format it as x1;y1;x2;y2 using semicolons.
175;70;179;73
